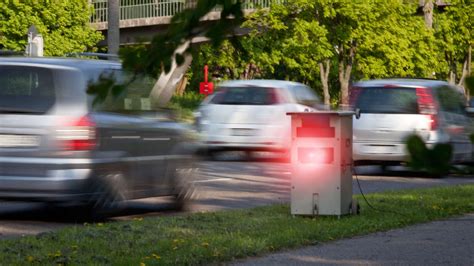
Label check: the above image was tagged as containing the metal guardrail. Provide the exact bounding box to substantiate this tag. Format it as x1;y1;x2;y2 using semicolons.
90;0;278;23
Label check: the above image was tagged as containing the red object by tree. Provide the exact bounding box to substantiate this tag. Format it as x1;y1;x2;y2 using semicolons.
199;65;214;95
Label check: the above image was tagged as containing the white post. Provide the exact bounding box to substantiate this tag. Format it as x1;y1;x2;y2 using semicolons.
25;25;43;57
30;34;44;57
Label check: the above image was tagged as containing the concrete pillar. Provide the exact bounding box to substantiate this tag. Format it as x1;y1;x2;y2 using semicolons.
107;0;120;54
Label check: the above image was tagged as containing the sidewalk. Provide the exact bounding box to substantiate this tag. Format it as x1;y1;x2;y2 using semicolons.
233;213;474;266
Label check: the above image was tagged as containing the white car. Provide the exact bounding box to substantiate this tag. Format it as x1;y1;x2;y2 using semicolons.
194;79;324;158
351;78;473;167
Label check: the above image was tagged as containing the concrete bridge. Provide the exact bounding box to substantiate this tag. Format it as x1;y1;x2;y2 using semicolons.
89;0;277;45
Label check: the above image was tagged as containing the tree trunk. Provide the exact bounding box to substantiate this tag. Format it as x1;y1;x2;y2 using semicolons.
107;0;120;55
175;76;188;96
448;61;457;85
338;43;356;109
458;45;472;96
319;59;331;107
423;0;434;29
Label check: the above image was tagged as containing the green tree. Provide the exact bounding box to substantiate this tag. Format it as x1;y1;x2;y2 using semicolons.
189;40;258;92
241;0;436;106
117;0;470;108
243;0;333;105
0;0;103;56
355;2;441;79
433;0;473;87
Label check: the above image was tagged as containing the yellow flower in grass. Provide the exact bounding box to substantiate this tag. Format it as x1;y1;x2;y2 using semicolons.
152;253;161;260
201;242;209;248
140;262;146;266
26;256;34;262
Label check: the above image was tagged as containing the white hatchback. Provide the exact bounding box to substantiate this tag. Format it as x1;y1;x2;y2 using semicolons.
195;80;324;158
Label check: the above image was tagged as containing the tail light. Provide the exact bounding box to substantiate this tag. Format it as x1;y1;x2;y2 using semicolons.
416;87;438;131
427;114;438;131
57;116;96;151
267;88;280;104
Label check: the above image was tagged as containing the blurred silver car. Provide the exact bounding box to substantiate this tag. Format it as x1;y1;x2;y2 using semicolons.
351;78;472;166
195;79;323;158
0;56;198;216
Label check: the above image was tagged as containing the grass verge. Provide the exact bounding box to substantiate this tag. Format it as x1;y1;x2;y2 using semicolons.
1;184;474;265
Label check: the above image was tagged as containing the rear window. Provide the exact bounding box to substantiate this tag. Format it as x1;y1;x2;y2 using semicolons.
351;86;419;114
210;86;279;105
292;85;320;107
0;66;55;114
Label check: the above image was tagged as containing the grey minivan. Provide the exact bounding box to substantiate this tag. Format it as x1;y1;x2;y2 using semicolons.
0;56;198;216
351;78;472;167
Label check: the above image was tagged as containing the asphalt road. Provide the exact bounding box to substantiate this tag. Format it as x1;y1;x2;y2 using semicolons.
1;159;473;240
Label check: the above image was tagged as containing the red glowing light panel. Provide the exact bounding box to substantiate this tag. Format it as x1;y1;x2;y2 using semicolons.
298;147;334;164
296;115;335;138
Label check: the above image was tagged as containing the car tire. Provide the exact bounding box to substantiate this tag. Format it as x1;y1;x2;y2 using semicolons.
86;167;128;220
169;160;198;211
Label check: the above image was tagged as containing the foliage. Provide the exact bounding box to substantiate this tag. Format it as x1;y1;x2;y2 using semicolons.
433;0;473;84
188;40;255;93
0;0;103;56
406;134;454;177
167;92;205;122
355;2;441;79
114;0;471;110
187;1;457;107
242;0;333;103
0;185;473;264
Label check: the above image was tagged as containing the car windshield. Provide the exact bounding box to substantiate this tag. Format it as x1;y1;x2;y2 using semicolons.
210;86;278;105
352;86;419;114
0;66;56;114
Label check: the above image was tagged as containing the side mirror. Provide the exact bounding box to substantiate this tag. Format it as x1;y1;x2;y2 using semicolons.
355;108;361;119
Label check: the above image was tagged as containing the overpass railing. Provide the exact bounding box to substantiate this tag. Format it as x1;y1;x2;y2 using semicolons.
90;0;279;24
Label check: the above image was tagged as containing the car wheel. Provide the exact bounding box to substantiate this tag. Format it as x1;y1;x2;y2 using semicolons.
170;161;198;211
86;168;128;219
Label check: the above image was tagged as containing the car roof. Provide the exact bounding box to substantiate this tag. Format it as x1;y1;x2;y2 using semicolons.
353;78;449;88
218;79;308;89
0;56;121;71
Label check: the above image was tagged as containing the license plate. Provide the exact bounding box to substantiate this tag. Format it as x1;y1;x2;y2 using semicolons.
365;145;396;154
232;128;255;136
0;134;39;148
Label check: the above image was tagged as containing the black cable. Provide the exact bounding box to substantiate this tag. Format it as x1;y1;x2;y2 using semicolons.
352;165;408;217
352;165;380;212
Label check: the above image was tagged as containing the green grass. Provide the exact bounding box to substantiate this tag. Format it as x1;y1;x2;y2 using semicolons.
167;92;205;123
1;184;474;265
